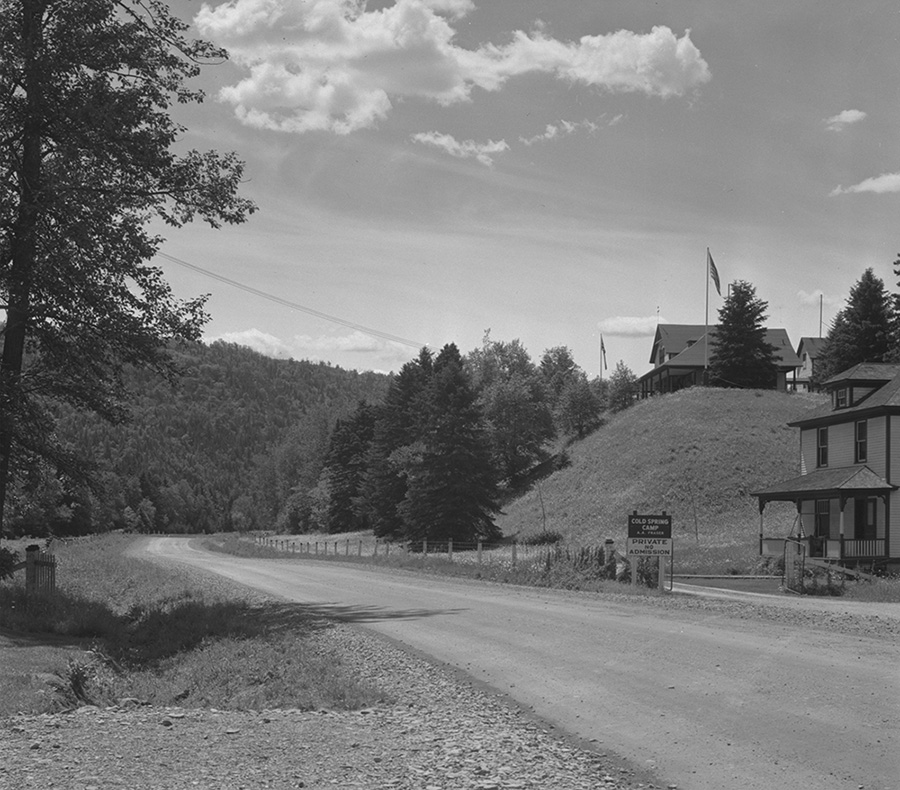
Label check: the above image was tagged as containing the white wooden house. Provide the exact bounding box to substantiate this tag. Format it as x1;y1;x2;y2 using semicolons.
754;363;900;571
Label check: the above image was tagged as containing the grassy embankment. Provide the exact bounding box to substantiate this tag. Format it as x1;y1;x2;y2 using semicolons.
0;534;387;717
498;387;823;572
248;387;900;597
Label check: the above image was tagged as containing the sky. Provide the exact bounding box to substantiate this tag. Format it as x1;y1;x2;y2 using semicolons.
155;0;900;378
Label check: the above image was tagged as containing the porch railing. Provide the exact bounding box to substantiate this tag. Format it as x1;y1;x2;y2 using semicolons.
826;539;885;559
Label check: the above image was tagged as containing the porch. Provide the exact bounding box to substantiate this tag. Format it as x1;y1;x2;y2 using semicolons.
752;466;895;563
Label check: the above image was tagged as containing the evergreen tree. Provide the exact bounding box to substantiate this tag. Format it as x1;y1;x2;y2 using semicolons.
709;280;778;388
816;268;894;383
362;348;433;538
398;344;500;543
322;403;376;533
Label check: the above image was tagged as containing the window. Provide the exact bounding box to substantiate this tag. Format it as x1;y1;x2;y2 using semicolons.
855;420;868;463
815;499;830;538
816;426;828;467
854;497;877;541
836;388;848;408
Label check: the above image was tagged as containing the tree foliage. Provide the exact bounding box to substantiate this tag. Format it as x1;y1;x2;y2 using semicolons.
466;333;555;482
709;281;778;389
397;344;500;543
816;268;893;383
0;0;255;531
607;361;638;412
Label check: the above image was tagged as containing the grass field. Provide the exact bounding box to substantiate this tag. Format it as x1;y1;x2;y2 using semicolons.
0;535;386;717
497;387;824;568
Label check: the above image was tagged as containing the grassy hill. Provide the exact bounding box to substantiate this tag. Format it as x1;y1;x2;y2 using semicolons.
497;387;827;571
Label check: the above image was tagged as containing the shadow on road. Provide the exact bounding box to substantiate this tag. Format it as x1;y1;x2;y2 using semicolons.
289;601;467;624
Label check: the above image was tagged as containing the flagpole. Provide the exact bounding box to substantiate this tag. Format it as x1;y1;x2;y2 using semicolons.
704;247;710;383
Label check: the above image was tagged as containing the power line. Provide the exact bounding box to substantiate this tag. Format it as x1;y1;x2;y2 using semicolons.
157;252;427;350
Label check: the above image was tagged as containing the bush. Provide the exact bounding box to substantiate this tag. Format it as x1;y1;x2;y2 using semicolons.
522;530;564;546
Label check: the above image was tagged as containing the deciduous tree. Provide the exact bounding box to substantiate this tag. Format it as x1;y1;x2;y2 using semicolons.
0;0;255;531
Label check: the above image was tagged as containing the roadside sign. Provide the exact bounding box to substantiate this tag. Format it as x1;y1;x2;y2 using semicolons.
627;512;672;539
626;537;673;556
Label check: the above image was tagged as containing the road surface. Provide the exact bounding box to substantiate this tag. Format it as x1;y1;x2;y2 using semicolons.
140;537;900;790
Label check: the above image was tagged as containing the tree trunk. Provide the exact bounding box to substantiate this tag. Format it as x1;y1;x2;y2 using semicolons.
0;0;45;532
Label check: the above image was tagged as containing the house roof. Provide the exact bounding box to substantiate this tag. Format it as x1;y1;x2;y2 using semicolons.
646;324;800;371
648;324;707;364
790;363;900;426
753;466;896;505
796;336;826;357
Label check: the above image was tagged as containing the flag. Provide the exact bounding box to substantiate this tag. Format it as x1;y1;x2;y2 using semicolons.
600;335;608;371
707;248;721;296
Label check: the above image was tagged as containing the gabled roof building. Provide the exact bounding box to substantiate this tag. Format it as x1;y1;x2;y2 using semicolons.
638;324;801;397
754;363;900;570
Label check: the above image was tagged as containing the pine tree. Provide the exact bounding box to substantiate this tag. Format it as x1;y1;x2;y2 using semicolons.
709;281;778;388
398;344;500;543
322;403;376;534
362;349;433;538
816;268;894;383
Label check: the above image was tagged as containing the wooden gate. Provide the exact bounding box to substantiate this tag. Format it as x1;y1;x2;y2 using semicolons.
783;538;805;593
11;545;57;597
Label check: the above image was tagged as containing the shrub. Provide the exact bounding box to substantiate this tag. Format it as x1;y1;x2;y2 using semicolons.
523;530;564;546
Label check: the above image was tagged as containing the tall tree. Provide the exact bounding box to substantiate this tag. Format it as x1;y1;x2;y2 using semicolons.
322;403;376;534
398;344;500;543
816;268;893;383
709;280;778;388
0;0;255;532
362;348;433;538
607;361;639;412
466;333;554;483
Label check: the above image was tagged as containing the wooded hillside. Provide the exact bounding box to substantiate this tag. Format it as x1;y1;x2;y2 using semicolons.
6;342;389;536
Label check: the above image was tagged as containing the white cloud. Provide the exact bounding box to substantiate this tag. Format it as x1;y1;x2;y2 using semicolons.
797;289;841;307
209;328;294;357
598;316;664;337
519;118;599;145
824;109;867;132
830;172;900;196
411;131;509;165
195;1;711;134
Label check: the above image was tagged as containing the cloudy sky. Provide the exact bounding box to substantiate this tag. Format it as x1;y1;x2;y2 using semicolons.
157;0;900;377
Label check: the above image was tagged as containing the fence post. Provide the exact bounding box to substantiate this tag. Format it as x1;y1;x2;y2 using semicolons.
448;539;453;561
345;539;349;556
374;540;379;557
423;539;428;558
511;542;517;568
477;541;483;565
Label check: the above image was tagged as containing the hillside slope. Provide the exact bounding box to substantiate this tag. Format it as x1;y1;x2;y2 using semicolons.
497;387;826;549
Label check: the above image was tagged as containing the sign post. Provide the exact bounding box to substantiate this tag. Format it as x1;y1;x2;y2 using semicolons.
627;511;673;591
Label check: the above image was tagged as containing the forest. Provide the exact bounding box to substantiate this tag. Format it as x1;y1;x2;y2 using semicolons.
4;334;616;539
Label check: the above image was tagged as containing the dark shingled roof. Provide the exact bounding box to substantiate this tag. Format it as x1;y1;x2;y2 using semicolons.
753;466;895;505
790;364;900;426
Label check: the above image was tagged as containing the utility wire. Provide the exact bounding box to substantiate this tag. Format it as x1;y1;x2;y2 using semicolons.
157;252;427;350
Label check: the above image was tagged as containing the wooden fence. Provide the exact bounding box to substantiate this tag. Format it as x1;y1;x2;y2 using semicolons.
11;544;57;597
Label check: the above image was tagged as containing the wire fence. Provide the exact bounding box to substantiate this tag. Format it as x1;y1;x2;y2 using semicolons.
254;534;627;578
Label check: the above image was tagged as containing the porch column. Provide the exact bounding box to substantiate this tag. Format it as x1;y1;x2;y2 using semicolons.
839;495;847;558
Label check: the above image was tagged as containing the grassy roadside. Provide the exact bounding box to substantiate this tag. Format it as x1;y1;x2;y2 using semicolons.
210;533;900;603
0;534;387;717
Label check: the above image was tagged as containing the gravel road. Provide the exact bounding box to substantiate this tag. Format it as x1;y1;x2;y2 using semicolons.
137;537;900;790
3;536;898;790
